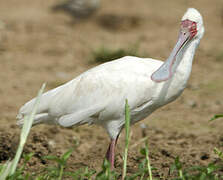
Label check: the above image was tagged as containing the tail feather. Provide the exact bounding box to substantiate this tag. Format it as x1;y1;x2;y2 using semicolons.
17;85;63;127
16;113;51;127
17;80;76;127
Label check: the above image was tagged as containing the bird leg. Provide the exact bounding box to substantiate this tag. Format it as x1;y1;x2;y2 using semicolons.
105;139;116;169
105;138;119;169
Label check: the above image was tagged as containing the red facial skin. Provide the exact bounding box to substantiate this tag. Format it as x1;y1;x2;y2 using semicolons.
181;19;197;39
151;19;198;82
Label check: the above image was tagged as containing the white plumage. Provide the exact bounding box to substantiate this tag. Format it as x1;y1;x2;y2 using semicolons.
17;8;204;168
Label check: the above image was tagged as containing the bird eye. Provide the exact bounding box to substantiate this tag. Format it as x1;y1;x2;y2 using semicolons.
192;22;197;28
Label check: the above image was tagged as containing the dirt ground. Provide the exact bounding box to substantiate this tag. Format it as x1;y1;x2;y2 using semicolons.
0;0;223;179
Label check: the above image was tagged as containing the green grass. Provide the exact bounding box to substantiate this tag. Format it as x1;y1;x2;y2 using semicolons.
41;148;74;180
91;45;144;64
122;99;131;180
210;114;223;122
0;83;46;180
170;156;223;180
0;87;223;179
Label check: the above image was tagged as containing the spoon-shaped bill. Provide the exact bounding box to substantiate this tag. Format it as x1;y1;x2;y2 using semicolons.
151;31;190;82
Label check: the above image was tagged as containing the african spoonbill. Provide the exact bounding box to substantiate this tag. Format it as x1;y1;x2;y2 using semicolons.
17;8;204;169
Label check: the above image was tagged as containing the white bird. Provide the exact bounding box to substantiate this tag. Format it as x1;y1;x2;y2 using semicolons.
17;8;204;169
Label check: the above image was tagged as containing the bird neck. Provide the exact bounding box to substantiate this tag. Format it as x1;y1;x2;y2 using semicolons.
173;38;200;81
154;38;201;106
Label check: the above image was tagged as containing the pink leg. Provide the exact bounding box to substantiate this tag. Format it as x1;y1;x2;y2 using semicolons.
105;137;119;169
106;139;116;169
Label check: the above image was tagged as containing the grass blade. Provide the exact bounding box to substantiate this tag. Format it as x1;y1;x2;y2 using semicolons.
145;142;153;180
9;83;46;175
140;123;153;180
210;114;223;121
122;99;131;180
214;147;223;160
0;161;13;180
62;148;74;162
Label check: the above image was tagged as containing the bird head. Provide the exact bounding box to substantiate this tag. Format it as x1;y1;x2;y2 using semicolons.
181;8;205;41
174;8;205;60
151;8;204;83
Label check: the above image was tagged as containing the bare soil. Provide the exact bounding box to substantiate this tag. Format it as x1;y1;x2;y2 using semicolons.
0;0;223;179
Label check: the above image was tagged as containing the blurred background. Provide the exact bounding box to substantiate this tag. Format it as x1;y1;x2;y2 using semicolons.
0;0;222;178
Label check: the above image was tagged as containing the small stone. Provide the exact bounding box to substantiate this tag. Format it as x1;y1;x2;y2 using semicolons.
161;149;171;157
48;140;55;148
186;100;197;108
140;123;148;129
200;153;209;160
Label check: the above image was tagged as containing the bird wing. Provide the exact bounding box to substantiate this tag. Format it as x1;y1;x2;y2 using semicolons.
57;105;104;127
52;57;162;125
17;56;162;127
